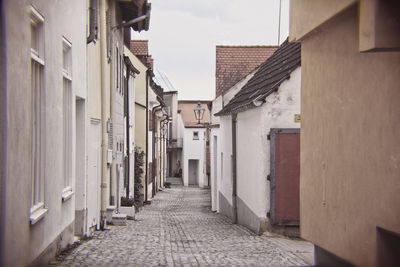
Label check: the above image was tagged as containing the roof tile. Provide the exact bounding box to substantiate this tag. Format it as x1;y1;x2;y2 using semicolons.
215;45;278;97
216;39;301;116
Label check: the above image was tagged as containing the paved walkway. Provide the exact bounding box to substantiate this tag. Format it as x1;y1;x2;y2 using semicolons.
49;182;313;267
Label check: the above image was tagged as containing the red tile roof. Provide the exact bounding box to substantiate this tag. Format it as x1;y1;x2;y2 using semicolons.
216;40;301;116
215;45;278;97
130;40;149;56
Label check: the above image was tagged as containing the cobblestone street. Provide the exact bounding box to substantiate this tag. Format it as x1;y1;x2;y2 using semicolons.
49;181;313;267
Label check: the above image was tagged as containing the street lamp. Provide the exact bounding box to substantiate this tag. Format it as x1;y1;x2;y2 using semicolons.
193;102;205;124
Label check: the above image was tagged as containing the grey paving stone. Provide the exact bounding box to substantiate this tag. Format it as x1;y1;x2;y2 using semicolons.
49;184;311;267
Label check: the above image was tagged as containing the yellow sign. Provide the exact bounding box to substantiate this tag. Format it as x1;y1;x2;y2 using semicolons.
294;114;301;123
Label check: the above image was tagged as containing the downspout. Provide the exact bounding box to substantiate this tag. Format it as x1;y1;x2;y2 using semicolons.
145;70;149;202
160;116;169;190
125;67;130;198
152;105;162;197
0;1;7;263
87;0;98;44
99;0;109;229
232;113;238;223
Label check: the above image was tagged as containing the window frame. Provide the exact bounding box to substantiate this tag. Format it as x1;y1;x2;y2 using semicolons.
62;37;73;202
30;5;48;224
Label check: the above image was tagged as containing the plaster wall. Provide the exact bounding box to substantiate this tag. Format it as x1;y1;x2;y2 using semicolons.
210;70;255;216
289;0;356;42
209;128;219;211
4;0;87;265
182;128;206;187
298;7;400;266
216;116;233;215
236;67;301;231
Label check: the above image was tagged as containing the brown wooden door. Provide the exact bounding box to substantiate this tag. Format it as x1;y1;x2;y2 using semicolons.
269;128;300;225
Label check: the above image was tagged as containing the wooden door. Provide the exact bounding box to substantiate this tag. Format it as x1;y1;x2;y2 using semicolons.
269;128;300;225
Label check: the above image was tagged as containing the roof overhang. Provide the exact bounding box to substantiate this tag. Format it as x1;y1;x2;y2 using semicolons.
118;0;151;32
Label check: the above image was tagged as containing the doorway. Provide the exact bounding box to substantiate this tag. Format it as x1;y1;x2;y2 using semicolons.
188;159;199;186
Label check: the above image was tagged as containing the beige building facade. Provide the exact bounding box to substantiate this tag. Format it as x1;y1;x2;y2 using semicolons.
290;1;400;266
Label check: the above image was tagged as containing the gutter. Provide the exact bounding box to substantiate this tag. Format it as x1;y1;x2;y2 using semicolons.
232;113;238;223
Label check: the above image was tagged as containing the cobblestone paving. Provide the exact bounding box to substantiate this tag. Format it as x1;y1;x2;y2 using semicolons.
49;185;311;267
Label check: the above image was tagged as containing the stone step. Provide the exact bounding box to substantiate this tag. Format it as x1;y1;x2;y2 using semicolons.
112;213;127;226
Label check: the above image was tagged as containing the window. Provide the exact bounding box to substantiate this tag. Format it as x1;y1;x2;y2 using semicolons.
193;131;199;140
116;47;119;91
62;37;73;201
30;6;47;224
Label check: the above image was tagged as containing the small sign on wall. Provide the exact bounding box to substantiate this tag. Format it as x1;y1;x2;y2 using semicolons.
294;114;301;123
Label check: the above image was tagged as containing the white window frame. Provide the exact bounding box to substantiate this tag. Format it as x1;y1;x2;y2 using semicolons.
62;37;73;202
30;6;47;224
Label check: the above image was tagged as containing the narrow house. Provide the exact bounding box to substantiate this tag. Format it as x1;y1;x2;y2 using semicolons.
215;40;301;234
290;1;400;266
178;101;211;187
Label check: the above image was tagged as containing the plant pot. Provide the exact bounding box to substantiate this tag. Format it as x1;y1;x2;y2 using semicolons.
119;206;135;220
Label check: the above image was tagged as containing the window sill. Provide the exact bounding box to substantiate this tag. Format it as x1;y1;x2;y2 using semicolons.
30;205;48;225
62;187;74;202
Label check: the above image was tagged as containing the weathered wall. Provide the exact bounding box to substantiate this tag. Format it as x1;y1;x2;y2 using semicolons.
4;0;87;265
236;67;301;233
299;6;400;266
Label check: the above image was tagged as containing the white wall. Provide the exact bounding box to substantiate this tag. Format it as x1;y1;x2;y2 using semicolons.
210;69;256;214
236;67;301;220
182;128;206;187
4;0;87;265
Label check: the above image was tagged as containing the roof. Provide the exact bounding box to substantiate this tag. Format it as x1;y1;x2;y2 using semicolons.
178;101;211;127
154;69;177;92
130;40;153;69
118;0;151;32
215;45;278;98
130;40;148;56
215;39;301;116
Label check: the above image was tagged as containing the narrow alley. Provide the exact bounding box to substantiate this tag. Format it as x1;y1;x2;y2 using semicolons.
49;178;313;267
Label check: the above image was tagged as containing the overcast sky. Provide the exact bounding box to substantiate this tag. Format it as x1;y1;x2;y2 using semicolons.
133;0;289;100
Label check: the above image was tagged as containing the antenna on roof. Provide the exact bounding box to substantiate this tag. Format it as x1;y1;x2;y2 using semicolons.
277;0;282;46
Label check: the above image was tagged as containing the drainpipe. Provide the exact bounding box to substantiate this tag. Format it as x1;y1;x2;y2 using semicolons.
99;0;109;229
160;115;169;190
145;70;149;202
0;1;7;262
87;0;98;44
152;105;162;197
232;113;238;223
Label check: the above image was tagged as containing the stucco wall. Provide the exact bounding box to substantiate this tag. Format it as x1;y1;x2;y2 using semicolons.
216;116;233;213
298;6;400;266
236;67;301;229
4;0;87;265
289;0;356;42
210;70;255;216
